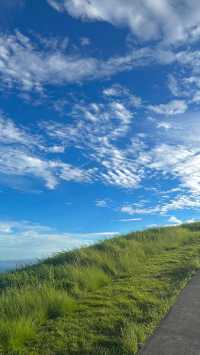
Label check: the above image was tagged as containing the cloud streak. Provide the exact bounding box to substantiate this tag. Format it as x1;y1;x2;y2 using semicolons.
0;31;179;93
47;0;200;44
0;114;93;190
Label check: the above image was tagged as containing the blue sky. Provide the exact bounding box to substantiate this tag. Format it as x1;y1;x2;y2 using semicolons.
1;0;200;260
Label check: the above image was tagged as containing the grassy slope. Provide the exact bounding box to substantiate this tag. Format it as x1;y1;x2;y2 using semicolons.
1;223;200;354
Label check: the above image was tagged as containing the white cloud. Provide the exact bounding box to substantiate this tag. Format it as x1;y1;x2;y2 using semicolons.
119;112;200;214
168;216;182;225
161;195;200;213
157;122;172;130
167;72;200;105
0;114;40;146
44;96;145;189
41;92;200;193
0;31;116;91
80;37;91;46
103;85;125;97
0;31;99;91
0;220;118;260
121;205;160;215
1;31;200;99
0;92;143;190
118;218;142;222
0;222;13;234
47;145;65;153
98;149;142;188
57;161;92;183
0;147;57;189
0;96;142;190
103;84;142;107
47;0;200;44
148;144;200;195
0;147;92;189
96;200;108;208
121;194;200;218
0;31;177;93
176;50;200;71
149;100;188;115
168;74;183;97
172;52;200;104
1;74;200;197
0;114;93;190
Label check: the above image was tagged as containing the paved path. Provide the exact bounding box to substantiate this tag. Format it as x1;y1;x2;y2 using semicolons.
139;271;200;355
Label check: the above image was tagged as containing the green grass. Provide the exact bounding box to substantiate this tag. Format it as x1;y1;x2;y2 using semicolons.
1;223;200;354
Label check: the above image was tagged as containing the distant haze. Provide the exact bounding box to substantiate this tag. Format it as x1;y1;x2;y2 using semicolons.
0;260;34;273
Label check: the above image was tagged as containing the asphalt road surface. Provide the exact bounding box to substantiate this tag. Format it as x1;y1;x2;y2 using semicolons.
139;271;200;355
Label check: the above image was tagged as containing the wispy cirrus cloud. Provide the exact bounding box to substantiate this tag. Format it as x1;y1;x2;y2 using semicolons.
149;100;188;116
0;31;99;92
121;194;200;217
47;0;200;44
0;114;93;190
168;72;200;106
96;200;109;208
43;90;145;189
161;195;200;213
103;84;142;107
0;31;178;93
0;88;144;190
0;146;92;190
121;205;160;216
41;85;200;195
118;218;142;222
148;144;200;195
2;83;200;198
1;30;200;100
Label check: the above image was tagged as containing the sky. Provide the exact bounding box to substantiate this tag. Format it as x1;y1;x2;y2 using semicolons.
0;0;200;261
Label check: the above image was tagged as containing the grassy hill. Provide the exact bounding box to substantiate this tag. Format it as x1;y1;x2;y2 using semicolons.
1;223;200;354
